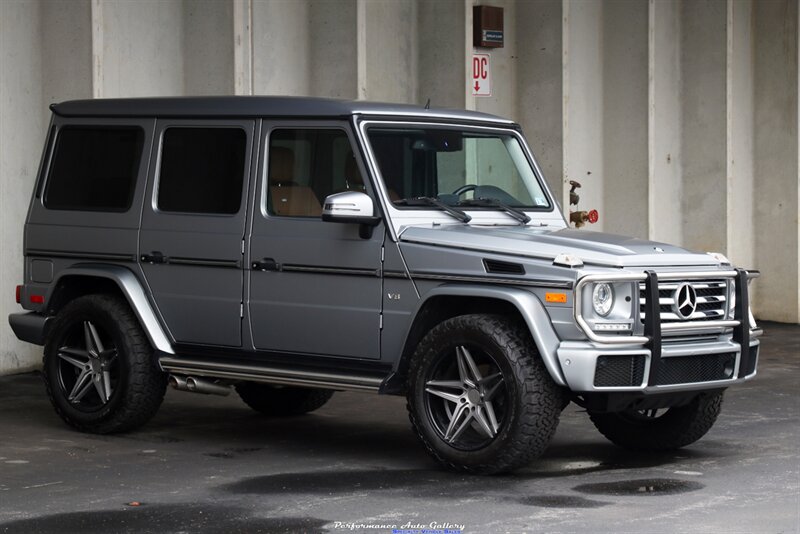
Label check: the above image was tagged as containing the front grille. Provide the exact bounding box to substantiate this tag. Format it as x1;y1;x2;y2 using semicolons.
640;279;729;325
594;355;646;387
655;352;736;385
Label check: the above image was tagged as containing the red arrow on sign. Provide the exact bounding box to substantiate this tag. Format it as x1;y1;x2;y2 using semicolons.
474;81;480;91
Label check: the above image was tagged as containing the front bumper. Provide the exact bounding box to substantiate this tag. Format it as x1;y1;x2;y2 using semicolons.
561;268;760;393
557;337;759;393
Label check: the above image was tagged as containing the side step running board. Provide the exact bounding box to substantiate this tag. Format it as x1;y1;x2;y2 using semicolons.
159;357;384;392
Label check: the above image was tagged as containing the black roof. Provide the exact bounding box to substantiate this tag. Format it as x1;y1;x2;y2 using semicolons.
50;96;515;125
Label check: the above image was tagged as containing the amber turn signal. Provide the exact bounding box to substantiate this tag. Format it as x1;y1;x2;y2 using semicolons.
545;292;567;303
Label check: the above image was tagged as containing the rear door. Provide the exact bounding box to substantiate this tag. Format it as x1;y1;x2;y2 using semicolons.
139;120;255;347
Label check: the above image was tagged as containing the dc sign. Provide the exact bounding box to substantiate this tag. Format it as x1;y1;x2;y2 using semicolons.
471;53;492;97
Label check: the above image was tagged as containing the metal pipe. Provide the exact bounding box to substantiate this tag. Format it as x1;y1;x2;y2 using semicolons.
169;374;231;396
184;376;232;396
168;375;189;390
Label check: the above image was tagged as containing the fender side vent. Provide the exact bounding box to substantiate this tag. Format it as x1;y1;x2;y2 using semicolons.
483;259;525;275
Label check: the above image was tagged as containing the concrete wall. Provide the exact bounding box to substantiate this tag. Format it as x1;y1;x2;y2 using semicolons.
752;0;798;323
602;0;649;239
649;0;684;246
1;1;46;374
1;0;798;374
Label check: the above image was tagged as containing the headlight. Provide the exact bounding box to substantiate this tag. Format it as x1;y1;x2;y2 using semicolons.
592;283;614;316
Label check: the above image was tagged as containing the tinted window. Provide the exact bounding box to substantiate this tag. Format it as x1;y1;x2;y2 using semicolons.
44;126;144;211
158;128;246;214
267;129;360;217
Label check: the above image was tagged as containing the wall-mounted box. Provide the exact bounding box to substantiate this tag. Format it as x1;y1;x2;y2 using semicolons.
473;5;504;48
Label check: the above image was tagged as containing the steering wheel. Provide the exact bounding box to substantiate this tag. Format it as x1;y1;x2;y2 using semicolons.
452;184;478;196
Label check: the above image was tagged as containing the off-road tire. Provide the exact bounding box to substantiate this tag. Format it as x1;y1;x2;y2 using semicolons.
588;391;724;451
236;383;334;416
42;294;167;433
406;314;562;475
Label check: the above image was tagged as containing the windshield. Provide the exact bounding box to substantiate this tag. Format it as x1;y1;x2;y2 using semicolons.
366;126;551;210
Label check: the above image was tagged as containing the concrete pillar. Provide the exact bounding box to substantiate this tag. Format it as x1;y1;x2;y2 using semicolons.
752;0;798;322
42;0;92;107
0;0;46;374
183;0;235;95
471;0;516;119
361;0;418;103
562;0;604;227
252;0;310;95
602;0;649;239
96;0;185;97
516;0;563;202
648;0;683;245
234;0;253;95
309;0;358;98
418;0;467;110
726;0;755;272
681;0;728;254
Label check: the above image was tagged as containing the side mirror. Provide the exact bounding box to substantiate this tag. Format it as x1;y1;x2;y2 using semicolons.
322;191;382;239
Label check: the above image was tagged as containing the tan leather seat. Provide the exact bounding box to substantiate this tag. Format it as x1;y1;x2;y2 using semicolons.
269;146;321;217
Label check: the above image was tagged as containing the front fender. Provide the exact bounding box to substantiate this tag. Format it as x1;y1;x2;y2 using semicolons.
408;284;566;386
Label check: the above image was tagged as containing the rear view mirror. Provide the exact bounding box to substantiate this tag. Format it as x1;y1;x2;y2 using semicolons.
322;191;381;239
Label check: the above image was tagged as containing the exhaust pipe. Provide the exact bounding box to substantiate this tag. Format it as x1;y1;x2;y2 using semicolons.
169;375;231;396
169;375;188;390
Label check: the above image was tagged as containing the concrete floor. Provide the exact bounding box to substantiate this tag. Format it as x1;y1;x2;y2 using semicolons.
0;323;797;534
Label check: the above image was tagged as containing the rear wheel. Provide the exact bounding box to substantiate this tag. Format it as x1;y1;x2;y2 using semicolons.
42;294;167;433
407;314;562;474
588;391;724;451
236;383;334;416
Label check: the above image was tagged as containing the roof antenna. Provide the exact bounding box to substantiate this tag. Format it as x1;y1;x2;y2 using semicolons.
424;98;431;110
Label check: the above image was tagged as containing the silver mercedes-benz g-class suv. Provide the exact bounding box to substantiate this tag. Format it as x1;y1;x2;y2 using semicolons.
9;97;760;474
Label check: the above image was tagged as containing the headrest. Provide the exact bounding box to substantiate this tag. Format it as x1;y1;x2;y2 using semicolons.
269;146;294;184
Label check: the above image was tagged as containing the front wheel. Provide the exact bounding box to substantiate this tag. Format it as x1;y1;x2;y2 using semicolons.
42;294;167;433
407;314;562;474
588;391;724;451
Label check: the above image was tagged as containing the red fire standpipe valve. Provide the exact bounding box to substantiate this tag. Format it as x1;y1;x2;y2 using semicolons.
570;209;599;228
567;180;599;228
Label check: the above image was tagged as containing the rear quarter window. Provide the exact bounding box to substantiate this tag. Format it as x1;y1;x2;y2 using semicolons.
44;126;144;212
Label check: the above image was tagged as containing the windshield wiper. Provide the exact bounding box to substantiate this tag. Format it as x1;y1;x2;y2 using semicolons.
394;197;472;223
458;197;531;224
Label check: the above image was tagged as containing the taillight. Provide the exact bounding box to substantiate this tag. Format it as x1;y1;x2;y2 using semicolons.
15;285;21;304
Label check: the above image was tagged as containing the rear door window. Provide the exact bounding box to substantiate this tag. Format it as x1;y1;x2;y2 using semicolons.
157;127;247;214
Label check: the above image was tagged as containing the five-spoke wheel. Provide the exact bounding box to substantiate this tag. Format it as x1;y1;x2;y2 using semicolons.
407;314;562;474
424;345;507;449
56;320;119;408
43;294;167;433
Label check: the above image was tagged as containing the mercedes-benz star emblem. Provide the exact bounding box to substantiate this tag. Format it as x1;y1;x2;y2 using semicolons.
673;283;697;320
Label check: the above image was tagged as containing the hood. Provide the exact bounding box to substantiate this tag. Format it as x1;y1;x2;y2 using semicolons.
399;225;723;269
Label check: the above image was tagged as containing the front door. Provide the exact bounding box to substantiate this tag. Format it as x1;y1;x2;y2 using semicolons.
248;122;384;359
139;120;255;347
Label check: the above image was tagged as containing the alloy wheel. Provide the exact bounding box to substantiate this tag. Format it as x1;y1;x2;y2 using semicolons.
424;345;508;450
56;320;119;410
